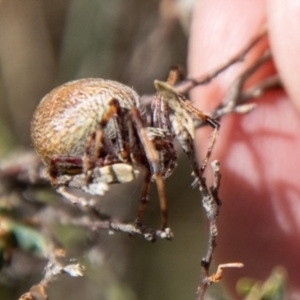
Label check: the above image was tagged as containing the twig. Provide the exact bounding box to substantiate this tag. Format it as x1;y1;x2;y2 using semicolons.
208;263;244;283
193;50;282;128
240;74;281;102
175;26;267;94
57;213;173;242
196;160;222;300
19;245;84;300
196;162;243;299
141;27;271;120
212;49;273;119
0;150;48;187
193;31;273;300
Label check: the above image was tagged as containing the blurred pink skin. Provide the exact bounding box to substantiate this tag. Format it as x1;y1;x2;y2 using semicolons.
189;0;300;299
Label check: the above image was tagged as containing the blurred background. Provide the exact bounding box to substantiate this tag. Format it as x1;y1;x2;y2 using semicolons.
0;0;230;299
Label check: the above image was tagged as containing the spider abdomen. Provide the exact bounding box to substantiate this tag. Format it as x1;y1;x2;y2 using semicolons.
31;78;141;166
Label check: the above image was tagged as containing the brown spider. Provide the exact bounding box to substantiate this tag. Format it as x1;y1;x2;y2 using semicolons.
31;67;219;233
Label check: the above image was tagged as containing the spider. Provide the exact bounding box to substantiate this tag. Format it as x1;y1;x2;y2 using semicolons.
31;67;219;233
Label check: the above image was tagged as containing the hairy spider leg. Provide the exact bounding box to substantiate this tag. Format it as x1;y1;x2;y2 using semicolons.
177;95;220;173
83;98;169;230
165;68;202;182
155;67;220;186
127;106;152;226
166;66;220;174
130;107;169;230
49;155;83;187
83;131;97;172
170;115;200;182
167;65;184;86
135;169;151;226
84;99;115;172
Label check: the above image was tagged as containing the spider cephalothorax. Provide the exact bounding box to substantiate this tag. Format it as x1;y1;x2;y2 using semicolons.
31;67;219;232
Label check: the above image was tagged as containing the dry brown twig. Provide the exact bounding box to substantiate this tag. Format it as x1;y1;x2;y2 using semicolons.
176;26;269;93
19;245;84;300
171;28;281;299
195;161;243;299
60;214;173;241
208;263;244;284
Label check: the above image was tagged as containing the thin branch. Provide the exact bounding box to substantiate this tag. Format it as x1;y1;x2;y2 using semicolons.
19;244;84;300
175;26;268;94
58;213;173;242
196;160;222;300
212;49;273;119
141;27;269;112
196;162;243;299
240;74;281;102
193;50;281;130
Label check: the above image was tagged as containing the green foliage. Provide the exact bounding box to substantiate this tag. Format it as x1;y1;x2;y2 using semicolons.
237;266;287;300
0;217;47;256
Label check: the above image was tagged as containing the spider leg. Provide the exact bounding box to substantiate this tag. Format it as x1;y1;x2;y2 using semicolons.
155;79;219;174
83;98;128;174
135;169;151;226
110;110;129;161
83;131;96;172
83;99;169;229
49;155;83;186
176;95;220;172
175;27;267;94
127;110;154;226
170;115;201;186
130;107;168;230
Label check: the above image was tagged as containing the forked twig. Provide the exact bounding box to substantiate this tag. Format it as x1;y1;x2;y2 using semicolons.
175;26;268;94
196;160;222;299
196;161;243;299
19;244;84;300
142;27;272;124
193;29;281;299
240;74;281;102
212;49;275;119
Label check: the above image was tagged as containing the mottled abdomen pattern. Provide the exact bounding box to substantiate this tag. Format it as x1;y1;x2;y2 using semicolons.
31;78;141;165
